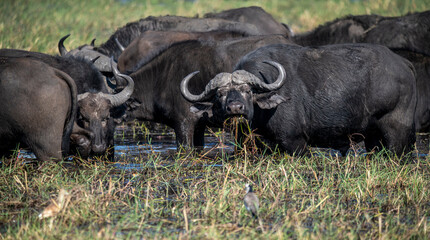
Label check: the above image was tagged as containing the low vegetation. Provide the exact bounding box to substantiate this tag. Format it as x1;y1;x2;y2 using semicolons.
1;0;429;239
1;122;430;239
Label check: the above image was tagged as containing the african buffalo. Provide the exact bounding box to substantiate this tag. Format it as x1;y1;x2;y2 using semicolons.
0;58;78;161
204;6;293;37
58;35;115;75
122;35;293;148
0;49;134;158
181;43;417;156
293;10;430;136
293;11;430;56
117;30;248;73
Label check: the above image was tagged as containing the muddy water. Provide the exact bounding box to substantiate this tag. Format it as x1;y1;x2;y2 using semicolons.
12;122;430;162
114;123;234;160
112;123;235;171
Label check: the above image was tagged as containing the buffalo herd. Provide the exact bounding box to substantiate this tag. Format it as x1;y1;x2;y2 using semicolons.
0;6;429;162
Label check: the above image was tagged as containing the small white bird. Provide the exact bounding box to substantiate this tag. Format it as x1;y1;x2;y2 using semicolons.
244;184;259;219
38;189;70;219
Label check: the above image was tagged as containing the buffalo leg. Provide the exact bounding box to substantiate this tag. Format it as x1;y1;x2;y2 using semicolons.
278;135;308;156
416;133;429;154
367;116;415;156
380;123;415;156
193;124;206;149
26;128;64;162
337;146;350;157
174;121;195;149
364;126;384;154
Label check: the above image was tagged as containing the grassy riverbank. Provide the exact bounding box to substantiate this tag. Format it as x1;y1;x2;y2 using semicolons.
0;0;427;54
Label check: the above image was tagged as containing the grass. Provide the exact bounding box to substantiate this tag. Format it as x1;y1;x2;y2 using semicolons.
1;136;430;239
1;120;430;239
1;0;430;238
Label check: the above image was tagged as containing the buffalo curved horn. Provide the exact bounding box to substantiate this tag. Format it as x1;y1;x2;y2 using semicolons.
115;37;125;52
90;38;96;46
91;56;100;63
180;71;201;102
181;71;231;102
247;61;286;92
58;34;71;56
100;58;134;107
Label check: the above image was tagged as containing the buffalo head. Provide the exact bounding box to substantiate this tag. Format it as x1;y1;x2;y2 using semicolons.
181;61;287;122
76;60;134;155
58;34;116;74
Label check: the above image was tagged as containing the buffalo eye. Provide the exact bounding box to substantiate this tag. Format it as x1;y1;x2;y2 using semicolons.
217;89;227;98
238;85;251;93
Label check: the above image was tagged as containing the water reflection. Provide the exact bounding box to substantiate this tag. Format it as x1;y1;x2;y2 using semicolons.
8;122;429;165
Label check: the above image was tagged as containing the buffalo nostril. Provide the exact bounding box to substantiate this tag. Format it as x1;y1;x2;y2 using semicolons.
92;144;105;153
227;102;245;115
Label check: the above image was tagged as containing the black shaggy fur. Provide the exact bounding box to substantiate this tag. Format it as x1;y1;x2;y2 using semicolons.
293;11;430;56
292;10;430;133
230;43;417;156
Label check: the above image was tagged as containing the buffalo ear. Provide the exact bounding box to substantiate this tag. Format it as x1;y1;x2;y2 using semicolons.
190;103;213;118
254;92;289;109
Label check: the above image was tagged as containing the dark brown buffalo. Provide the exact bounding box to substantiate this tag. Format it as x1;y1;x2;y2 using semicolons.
122;35;293;148
204;6;293;37
59;8;293;72
0;58;78;161
58;16;263;69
